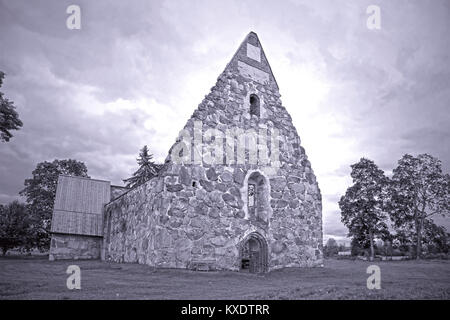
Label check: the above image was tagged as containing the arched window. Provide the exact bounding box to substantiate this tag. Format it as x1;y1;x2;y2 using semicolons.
249;94;260;117
247;171;269;223
248;183;256;213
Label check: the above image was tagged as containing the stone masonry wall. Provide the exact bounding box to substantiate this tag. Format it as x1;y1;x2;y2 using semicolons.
103;32;323;271
49;234;102;260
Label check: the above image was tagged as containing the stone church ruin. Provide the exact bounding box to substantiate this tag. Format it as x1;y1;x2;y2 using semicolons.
49;32;323;272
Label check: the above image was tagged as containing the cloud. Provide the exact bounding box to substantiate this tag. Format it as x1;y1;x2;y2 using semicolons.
0;0;449;240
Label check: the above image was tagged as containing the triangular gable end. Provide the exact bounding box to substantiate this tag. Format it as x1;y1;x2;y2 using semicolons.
224;31;279;91
159;31;296;171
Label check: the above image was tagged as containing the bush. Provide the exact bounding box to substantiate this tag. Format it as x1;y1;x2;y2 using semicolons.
391;249;404;256
0;201;35;255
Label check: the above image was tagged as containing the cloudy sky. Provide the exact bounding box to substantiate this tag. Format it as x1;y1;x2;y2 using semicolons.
1;0;449;243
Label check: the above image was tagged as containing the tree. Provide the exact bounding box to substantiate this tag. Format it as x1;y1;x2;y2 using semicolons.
20;159;89;249
421;220;448;254
323;238;339;257
350;237;363;256
123;145;161;188
339;158;389;261
387;154;449;259
350;227;376;256
0;71;23;142
0;201;34;255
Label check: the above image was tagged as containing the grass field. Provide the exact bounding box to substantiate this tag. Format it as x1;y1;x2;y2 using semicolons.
0;256;449;299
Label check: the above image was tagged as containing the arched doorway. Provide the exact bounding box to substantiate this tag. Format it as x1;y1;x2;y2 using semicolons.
239;232;268;273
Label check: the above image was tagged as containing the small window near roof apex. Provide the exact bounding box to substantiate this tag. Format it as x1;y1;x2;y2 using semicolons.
250;94;260;117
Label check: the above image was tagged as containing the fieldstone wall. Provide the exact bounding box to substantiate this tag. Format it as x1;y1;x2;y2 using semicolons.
49;234;102;260
103;32;323;271
103;177;165;265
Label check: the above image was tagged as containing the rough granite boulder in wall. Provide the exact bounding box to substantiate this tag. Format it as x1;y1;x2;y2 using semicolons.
200;179;214;192
166;184;183;192
179;166;191;186
206;168;218;181
233;168;245;184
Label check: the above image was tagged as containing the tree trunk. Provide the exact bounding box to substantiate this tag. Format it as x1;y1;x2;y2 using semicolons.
369;230;374;261
416;218;423;260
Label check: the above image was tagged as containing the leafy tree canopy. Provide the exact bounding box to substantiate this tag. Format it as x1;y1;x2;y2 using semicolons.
339;158;390;260
387;153;449;258
0;71;23;142
0;201;34;255
19;159;89;249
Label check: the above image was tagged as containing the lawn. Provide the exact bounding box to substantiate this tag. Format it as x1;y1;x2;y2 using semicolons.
0;256;449;299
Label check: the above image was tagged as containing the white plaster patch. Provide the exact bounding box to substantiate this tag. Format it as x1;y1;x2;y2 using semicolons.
238;61;269;85
247;43;261;62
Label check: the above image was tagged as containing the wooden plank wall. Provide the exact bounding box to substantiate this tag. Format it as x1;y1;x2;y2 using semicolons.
51;175;110;236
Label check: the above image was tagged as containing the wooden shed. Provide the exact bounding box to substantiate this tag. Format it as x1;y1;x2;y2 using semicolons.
49;175;111;260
